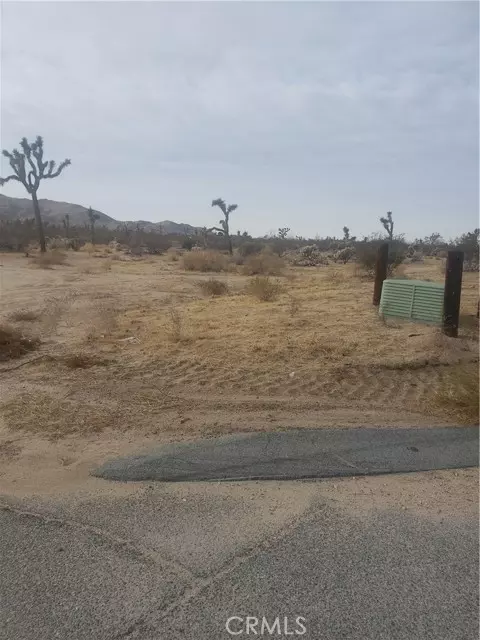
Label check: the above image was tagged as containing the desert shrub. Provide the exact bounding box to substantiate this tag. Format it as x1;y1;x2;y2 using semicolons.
0;325;40;362
238;241;265;258
454;229;479;270
286;245;328;267
80;242;95;255
242;251;285;276
29;250;67;268
182;236;196;251
356;244;405;278
182;250;228;272
430;364;479;424
334;247;355;264
324;270;345;285
46;236;69;250
196;278;229;297
67;238;83;251
355;245;377;274
406;251;423;263
388;248;406;275
166;248;180;262
61;353;110;369
270;239;290;257
464;258;479;272
9;310;40;322
100;259;113;272
247;276;282;301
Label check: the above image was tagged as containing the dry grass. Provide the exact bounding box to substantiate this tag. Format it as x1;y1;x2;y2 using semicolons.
1;253;478;442
29;250;67;269
429;363;479;424
247;276;283;302
196;278;229;297
0;392;118;437
8;310;40;323
0;324;40;362
182;250;228;272
242;251;285;276
323;269;345;286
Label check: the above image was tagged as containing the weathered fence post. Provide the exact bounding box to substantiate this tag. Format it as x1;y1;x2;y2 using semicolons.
373;243;389;306
442;250;464;337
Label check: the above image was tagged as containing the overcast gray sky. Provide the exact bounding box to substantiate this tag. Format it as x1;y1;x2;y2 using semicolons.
1;1;478;239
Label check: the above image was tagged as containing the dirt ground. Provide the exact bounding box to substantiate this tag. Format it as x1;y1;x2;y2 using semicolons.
0;249;478;494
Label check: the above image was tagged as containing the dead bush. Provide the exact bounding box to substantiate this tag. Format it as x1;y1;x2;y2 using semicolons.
182;250;228;272
61;352;110;369
30;250;67;268
324;270;344;286
196;278;229;297
80;242;95;255
242;251;285;276
247;276;282;302
100;259;113;272
0;325;40;362
9;310;40;323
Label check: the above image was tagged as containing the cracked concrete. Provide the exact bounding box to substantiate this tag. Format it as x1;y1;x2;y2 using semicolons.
1;469;478;640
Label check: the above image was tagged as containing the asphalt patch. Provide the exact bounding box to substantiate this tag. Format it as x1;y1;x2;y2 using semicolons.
92;426;479;482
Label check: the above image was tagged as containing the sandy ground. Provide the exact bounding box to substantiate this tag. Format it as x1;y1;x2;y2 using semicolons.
0;250;477;494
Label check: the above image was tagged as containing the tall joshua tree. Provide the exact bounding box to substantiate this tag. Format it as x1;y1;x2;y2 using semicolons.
0;136;71;252
63;213;70;239
87;207;100;245
380;211;394;241
210;198;238;255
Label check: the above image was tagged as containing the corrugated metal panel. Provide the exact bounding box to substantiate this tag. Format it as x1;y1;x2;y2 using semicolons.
379;279;444;324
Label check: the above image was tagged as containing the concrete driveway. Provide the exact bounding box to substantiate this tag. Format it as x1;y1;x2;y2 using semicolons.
1;468;478;640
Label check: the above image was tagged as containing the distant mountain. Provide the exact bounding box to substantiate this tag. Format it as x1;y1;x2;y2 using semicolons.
0;194;199;235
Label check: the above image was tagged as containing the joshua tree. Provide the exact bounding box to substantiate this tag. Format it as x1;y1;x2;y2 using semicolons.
0;136;71;252
87;207;100;244
210;198;238;255
342;226;350;241
277;227;290;239
63;214;70;239
380;211;394;241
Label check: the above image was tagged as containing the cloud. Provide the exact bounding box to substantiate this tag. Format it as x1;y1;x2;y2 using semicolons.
1;0;478;238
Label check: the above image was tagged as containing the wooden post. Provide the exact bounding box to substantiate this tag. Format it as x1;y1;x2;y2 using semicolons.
373;243;389;306
442;250;464;337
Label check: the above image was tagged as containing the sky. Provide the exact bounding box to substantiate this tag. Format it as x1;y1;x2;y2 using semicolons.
0;1;478;240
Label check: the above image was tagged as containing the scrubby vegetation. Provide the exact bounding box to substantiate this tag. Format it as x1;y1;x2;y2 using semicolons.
182;250;229;272
196;278;229;297
247;276;282;301
242;251;285;276
0;325;40;362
